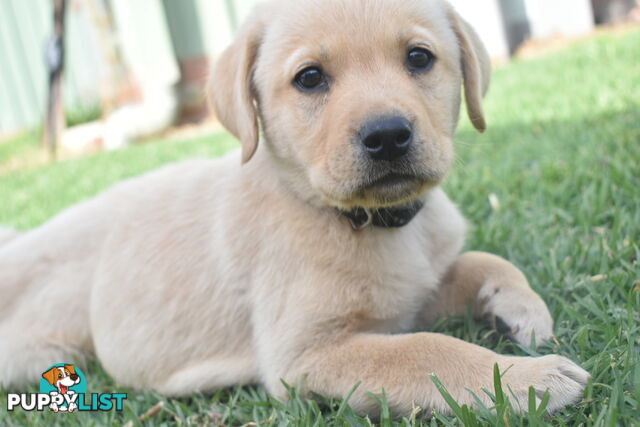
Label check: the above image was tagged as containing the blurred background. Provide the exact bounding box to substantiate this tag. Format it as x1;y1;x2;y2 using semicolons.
0;0;638;157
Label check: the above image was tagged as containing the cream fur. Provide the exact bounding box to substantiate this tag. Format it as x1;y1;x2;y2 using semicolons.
0;227;20;247
0;0;588;416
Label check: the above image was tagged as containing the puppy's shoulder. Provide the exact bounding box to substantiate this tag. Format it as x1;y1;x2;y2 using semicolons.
106;151;240;195
420;187;467;234
416;187;467;274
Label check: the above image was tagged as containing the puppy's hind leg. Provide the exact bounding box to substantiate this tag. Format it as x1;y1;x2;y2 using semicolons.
0;237;94;390
1;197;111;390
0;329;88;390
152;356;259;397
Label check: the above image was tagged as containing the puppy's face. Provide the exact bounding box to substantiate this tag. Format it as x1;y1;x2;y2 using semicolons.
212;0;490;209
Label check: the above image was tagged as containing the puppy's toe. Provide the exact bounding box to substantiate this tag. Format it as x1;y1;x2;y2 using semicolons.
504;354;590;414
486;289;554;346
533;355;590;413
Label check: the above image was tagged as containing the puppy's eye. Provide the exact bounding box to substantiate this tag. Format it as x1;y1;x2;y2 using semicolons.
407;47;436;72
294;67;326;91
58;373;62;378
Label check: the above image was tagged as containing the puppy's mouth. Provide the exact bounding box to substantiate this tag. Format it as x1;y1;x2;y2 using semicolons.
316;158;447;210
364;172;419;190
349;172;434;208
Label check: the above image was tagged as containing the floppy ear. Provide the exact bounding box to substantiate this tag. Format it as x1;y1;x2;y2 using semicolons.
448;9;491;132
42;367;58;386
64;364;76;375
210;11;266;164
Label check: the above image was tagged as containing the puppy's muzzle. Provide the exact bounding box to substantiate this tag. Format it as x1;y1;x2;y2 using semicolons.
359;116;413;162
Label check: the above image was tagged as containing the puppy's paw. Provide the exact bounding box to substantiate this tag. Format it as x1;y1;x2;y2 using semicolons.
483;286;553;346
503;354;590;413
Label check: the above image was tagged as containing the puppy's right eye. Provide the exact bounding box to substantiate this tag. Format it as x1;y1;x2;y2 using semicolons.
294;67;327;91
407;47;436;72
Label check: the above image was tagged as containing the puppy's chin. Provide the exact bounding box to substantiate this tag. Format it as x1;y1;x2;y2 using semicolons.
352;178;436;208
320;177;438;210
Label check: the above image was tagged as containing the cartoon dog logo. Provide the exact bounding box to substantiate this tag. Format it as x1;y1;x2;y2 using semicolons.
41;364;81;412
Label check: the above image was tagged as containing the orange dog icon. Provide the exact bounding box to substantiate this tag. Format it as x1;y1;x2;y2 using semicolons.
41;364;81;412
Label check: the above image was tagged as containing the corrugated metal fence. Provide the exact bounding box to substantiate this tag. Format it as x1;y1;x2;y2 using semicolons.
0;0;261;136
0;0;595;137
1;0;54;135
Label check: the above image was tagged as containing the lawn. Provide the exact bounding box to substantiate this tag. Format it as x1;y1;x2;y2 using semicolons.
0;28;638;426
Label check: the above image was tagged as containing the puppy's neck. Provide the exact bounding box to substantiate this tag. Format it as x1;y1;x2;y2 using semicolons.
247;146;327;206
340;200;424;230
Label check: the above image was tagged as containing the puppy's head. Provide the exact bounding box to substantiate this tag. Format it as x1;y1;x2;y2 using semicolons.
211;0;490;209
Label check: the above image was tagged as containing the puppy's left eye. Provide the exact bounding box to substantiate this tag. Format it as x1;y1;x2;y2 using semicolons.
294;67;327;91
407;47;436;72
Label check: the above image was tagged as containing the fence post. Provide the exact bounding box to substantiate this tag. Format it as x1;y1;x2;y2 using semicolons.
42;0;67;157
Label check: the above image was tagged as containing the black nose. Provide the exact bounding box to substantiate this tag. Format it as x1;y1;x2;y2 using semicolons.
70;374;78;381
360;116;413;161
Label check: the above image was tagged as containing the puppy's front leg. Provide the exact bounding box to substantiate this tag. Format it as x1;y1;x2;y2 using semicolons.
423;251;553;346
264;332;588;415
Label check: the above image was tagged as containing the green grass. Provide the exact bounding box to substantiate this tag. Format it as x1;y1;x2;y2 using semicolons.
1;29;639;425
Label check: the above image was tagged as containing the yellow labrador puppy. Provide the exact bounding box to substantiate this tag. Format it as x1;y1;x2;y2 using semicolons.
0;0;588;416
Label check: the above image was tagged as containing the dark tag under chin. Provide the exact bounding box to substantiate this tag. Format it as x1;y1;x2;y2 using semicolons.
342;200;424;230
343;207;372;230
